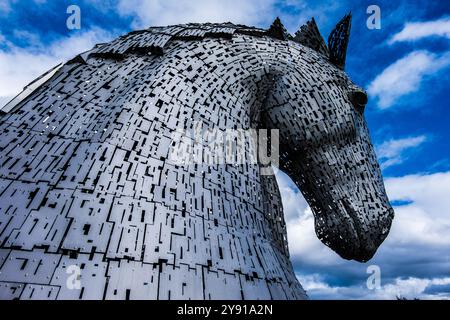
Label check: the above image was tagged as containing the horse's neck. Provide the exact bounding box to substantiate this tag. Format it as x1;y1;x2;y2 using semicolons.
156;83;289;255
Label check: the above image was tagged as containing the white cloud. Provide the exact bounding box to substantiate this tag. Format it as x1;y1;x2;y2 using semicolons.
298;273;450;300
368;50;450;109
384;172;450;246
280;170;450;299
0;28;114;107
386;172;450;218
390;17;450;43
0;0;12;13
12;30;41;47
376;135;427;169
117;0;277;29
275;170;309;222
297;274;338;294
114;0;345;33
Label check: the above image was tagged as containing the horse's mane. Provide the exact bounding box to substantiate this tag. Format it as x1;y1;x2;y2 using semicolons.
77;23;273;63
83;15;351;68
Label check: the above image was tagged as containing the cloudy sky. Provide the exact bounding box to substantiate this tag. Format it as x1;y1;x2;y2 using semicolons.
1;0;449;299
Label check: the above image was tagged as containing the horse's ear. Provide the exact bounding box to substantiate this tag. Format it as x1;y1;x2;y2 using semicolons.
328;12;352;69
267;17;292;41
293;18;329;56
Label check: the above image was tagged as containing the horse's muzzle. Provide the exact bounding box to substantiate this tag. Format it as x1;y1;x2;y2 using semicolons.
319;201;394;263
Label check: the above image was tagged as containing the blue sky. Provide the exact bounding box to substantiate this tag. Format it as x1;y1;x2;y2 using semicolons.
1;0;450;299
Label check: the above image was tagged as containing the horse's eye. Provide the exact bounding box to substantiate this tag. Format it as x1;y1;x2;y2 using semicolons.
348;90;368;111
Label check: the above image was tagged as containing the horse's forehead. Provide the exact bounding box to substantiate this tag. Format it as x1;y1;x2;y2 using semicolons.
288;66;350;92
286;55;349;85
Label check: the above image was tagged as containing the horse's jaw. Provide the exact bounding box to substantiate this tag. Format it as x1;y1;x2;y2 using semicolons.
282;142;395;263
298;172;395;263
315;199;395;262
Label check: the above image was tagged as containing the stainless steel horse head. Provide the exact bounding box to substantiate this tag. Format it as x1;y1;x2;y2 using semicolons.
262;14;394;262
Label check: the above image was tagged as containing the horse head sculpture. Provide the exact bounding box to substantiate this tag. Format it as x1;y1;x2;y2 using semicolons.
261;14;394;262
0;14;393;300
